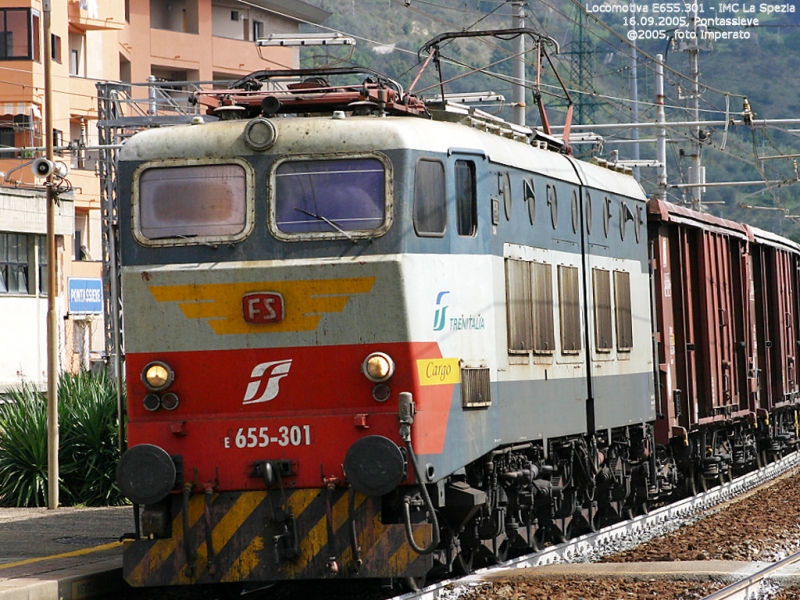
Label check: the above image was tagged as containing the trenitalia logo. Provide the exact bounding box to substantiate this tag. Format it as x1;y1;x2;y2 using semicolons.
433;291;449;331
242;360;292;405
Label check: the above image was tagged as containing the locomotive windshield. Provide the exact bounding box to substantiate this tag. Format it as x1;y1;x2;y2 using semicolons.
135;161;251;245
272;156;388;240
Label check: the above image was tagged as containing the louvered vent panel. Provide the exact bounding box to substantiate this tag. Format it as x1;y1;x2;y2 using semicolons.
461;366;491;409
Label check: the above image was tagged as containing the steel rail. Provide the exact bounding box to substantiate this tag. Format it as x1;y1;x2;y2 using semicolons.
702;549;800;600
395;451;800;600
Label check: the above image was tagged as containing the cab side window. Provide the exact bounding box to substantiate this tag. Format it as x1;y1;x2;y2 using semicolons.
414;158;446;237
455;160;477;236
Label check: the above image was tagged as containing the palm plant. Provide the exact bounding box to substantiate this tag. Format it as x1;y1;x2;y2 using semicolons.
59;370;124;506
0;371;125;507
0;384;50;507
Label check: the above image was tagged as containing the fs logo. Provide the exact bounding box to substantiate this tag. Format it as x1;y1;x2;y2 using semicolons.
242;359;292;405
433;291;450;331
242;292;284;325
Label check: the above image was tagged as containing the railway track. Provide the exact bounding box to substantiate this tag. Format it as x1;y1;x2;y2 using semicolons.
703;550;800;600
392;451;800;600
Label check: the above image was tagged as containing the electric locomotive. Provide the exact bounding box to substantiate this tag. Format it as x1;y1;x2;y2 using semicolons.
114;63;661;589
115;33;798;590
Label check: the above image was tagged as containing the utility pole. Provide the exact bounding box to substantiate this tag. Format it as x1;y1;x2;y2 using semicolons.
512;1;525;127
44;0;59;510
679;7;709;210
629;22;640;180
655;54;667;201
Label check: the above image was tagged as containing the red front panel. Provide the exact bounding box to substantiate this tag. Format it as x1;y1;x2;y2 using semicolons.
126;341;454;491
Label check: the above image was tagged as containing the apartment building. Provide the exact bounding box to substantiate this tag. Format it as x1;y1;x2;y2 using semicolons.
0;0;329;390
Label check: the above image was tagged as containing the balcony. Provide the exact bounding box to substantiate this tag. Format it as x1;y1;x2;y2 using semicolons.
68;0;124;32
150;28;200;67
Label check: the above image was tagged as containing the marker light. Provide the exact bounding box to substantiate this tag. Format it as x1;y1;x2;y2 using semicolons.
143;393;161;412
142;361;174;391
362;352;395;382
160;392;180;411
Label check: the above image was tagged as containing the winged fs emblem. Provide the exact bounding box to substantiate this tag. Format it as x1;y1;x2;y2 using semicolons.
242;360;292;404
147;277;375;334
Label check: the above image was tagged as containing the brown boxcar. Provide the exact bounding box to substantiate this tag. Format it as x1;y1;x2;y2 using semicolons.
648;200;760;489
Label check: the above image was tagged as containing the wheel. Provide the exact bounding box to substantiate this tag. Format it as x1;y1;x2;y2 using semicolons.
686;466;698;496
453;549;474;576
549;524;567;545
588;504;598;533
491;537;509;564
398;576;426;593
698;471;709;493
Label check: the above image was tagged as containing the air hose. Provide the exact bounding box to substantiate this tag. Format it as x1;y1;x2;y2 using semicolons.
399;392;441;555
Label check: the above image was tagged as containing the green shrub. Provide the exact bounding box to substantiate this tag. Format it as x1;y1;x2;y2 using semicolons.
59;370;125;506
0;371;125;507
0;384;49;507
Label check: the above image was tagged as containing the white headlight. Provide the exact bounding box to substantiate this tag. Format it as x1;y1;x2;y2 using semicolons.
362;352;395;382
142;361;174;391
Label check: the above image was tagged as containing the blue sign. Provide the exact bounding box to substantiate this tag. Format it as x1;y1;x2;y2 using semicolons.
68;278;103;315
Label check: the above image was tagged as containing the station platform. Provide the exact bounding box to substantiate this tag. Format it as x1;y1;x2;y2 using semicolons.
0;505;133;600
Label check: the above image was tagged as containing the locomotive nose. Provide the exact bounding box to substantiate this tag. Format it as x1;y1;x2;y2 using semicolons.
116;444;178;505
344;435;406;497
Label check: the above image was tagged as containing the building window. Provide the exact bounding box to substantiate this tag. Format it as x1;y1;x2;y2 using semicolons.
151;0;199;34
50;33;61;63
252;20;264;41
37;235;47;294
69;32;84;76
413;158;446;236
0;232;28;293
558;264;581;354
0;126;14;149
455;160;476;236
32;12;39;61
0;232;49;295
0;8;36;60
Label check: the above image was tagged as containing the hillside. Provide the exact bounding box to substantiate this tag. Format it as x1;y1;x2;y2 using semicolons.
301;0;800;239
